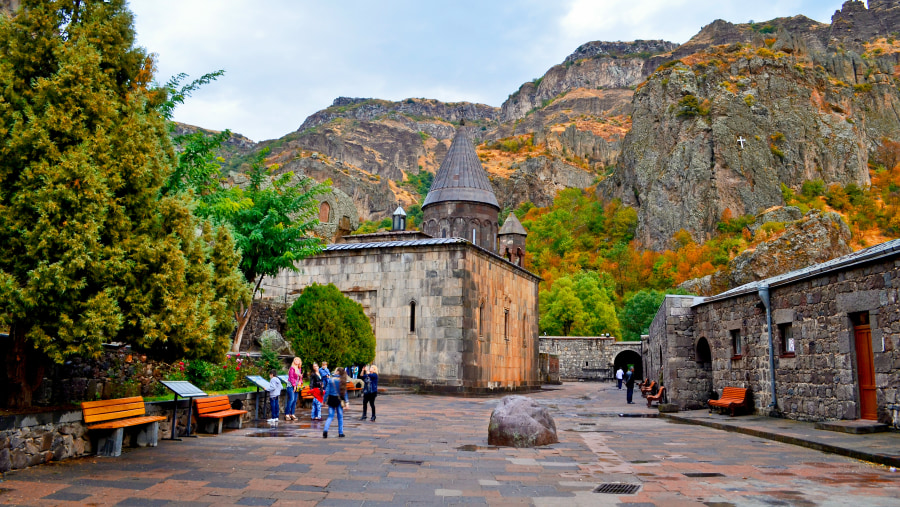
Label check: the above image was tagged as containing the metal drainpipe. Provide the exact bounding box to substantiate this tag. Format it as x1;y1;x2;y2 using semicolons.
758;285;778;413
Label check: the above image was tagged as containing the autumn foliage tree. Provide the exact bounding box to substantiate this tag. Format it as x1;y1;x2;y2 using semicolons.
0;0;246;407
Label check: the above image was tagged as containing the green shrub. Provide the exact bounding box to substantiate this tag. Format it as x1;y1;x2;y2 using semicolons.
801;179;826;198
676;94;703;118
285;283;376;369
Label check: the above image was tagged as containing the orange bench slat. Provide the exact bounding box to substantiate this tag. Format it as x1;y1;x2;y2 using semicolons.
200;409;248;419
195;396;233;413
87;415;166;430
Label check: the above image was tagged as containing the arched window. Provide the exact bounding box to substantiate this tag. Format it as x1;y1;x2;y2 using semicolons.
504;309;509;342
479;300;485;337
522;312;528;347
409;301;416;333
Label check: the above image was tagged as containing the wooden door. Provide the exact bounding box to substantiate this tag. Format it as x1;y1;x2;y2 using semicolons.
854;322;877;420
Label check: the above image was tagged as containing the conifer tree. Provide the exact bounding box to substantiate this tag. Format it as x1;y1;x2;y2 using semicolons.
284;283;376;368
0;0;246;407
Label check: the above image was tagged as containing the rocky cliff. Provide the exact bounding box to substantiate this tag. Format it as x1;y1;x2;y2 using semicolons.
600;1;900;250
218;0;900;255
680;208;853;295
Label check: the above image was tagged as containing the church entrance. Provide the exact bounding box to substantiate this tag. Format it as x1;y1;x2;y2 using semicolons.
852;312;877;420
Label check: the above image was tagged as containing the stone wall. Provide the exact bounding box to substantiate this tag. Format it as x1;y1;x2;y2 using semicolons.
538;337;642;380
645;296;712;410
30;346;170;407
654;254;900;423
0;392;272;473
261;240;541;393
539;337;614;379
240;301;289;353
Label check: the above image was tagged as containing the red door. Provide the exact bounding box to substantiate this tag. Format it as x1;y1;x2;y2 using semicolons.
854;323;877;420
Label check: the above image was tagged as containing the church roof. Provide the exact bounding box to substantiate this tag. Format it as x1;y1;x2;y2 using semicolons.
421;128;500;210
499;213;527;236
699;238;900;304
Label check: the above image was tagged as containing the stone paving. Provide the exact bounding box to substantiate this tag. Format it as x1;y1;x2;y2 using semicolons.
1;382;899;506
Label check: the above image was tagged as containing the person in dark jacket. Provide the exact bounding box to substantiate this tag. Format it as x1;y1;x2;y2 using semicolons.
359;364;379;421
625;366;636;404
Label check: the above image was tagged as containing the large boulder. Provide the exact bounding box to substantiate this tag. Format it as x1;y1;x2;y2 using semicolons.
257;329;293;356
487;396;558;448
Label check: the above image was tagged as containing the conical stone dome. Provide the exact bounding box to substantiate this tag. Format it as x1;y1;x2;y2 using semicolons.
421;128;500;251
421;129;500;210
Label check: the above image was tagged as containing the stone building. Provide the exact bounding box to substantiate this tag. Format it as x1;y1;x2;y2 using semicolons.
538;336;641;381
262;128;541;393
647;240;900;425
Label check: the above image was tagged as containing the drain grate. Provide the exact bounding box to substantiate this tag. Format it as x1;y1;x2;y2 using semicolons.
390;459;424;466
593;483;641;495
683;472;725;478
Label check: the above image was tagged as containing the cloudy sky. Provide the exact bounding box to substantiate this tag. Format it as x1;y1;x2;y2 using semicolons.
130;0;842;142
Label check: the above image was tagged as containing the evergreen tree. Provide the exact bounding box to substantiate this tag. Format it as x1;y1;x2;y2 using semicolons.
0;0;246;407
284;283;376;368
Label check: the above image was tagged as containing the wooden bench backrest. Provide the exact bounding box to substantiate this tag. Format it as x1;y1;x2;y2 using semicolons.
82;396;147;424
721;387;748;400
195;396;234;415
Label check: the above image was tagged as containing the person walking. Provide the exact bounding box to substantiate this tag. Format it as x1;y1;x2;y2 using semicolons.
615;367;624;390
285;357;302;421
625;366;635;404
265;369;282;424
309;363;323;421
323;367;346;438
359;364;379;421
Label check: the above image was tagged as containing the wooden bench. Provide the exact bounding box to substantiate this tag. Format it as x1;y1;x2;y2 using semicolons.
640;380;657;398
347;380;363;398
82;397;167;457
708;387;751;416
195;395;248;433
646;386;666;408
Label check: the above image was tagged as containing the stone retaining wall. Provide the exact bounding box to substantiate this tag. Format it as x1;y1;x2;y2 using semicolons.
0;391;274;473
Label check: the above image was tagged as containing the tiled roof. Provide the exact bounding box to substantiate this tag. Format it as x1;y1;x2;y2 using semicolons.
698;239;900;304
421;128;500;210
499;213;527;235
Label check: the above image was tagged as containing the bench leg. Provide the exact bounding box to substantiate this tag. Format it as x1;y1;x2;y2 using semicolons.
134;422;160;448
96;428;124;457
224;415;242;430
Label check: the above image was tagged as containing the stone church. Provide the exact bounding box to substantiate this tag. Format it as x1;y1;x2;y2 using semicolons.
262;128;541;393
647;239;900;427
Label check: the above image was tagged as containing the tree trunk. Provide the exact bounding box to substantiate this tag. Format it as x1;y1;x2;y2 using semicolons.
2;325;46;408
231;301;252;354
231;276;265;353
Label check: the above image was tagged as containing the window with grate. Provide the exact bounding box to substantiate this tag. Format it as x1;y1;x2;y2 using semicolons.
731;329;742;359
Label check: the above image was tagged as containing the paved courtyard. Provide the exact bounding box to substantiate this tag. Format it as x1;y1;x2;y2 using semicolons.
1;382;899;506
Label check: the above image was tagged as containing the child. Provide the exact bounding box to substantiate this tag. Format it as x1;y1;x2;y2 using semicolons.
266;369;282;425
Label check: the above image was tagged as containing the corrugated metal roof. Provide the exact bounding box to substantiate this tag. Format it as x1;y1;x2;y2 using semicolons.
317;236;541;280
325;237;468;251
421;128;500;210
698;238;900;304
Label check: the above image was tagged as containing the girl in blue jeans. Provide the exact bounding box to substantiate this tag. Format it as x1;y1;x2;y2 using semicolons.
323;367;346;438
